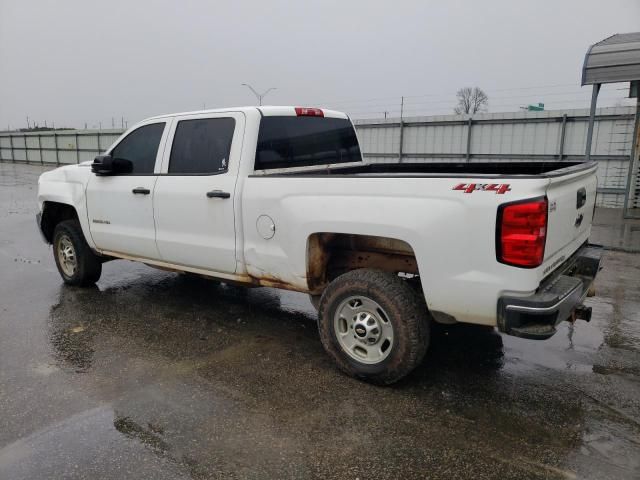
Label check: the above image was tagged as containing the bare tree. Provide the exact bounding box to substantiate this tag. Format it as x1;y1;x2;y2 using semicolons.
454;87;489;114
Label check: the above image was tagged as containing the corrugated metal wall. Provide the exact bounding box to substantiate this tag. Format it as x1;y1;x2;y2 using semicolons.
355;106;636;208
0;130;122;165
0;107;636;208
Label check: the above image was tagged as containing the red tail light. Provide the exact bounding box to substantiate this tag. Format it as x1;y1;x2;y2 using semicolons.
497;197;548;268
295;107;324;117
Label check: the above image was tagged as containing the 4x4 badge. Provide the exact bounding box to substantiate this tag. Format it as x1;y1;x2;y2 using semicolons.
453;183;511;194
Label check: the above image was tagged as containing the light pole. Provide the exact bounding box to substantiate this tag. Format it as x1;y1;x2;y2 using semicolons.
241;83;277;106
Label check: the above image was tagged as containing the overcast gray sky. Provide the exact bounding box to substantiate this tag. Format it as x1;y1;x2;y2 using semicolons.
1;0;638;129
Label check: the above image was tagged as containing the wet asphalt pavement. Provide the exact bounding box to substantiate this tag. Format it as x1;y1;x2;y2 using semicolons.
1;162;639;480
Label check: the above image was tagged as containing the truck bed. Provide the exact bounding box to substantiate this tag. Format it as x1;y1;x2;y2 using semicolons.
255;161;593;178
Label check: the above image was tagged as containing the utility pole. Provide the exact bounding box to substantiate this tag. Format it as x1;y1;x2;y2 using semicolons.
26;116;31;129
383;111;388;119
398;97;405;163
241;83;277;106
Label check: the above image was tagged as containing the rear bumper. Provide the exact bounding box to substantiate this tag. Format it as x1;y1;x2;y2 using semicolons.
498;243;603;340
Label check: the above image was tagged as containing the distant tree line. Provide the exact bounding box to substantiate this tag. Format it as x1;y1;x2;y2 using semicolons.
18;126;74;132
0;126;75;133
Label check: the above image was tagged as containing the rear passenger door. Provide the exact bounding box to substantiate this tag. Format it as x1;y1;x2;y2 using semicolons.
153;112;244;273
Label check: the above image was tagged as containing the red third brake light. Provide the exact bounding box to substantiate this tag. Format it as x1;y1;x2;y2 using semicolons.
295;107;324;117
497;197;548;268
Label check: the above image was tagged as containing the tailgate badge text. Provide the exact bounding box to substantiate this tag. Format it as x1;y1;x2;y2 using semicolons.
452;183;511;194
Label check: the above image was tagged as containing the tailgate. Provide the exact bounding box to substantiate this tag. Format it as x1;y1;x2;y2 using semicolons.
543;164;597;268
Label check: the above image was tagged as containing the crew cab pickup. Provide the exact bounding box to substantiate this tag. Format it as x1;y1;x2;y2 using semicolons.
37;106;602;384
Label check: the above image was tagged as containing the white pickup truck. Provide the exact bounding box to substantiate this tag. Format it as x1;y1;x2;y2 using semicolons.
37;106;603;384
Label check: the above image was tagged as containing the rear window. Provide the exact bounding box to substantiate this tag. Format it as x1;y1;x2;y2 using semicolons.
255;116;361;170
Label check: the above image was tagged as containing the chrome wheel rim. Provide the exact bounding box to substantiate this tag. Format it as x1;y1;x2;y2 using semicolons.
57;235;77;277
333;296;394;364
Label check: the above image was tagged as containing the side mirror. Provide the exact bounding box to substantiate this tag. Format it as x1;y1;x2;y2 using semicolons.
92;154;114;175
91;155;133;176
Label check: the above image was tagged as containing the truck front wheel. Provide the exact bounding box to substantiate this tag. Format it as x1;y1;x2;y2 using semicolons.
318;269;430;385
53;220;102;286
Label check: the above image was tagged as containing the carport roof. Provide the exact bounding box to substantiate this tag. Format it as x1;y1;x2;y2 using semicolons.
582;32;640;85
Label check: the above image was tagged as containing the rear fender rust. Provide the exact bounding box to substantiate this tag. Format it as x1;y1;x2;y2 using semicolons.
251;276;310;293
159;265;292;290
307;233;419;290
245;262;312;293
340;235;415;256
329;250;418;275
139;251;297;289
246;271;311;292
307;233;333;291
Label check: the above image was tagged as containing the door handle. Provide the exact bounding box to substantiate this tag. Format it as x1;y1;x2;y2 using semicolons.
132;187;151;195
206;190;231;199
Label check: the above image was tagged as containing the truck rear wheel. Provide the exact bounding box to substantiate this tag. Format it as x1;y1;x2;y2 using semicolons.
53;220;102;286
318;269;430;385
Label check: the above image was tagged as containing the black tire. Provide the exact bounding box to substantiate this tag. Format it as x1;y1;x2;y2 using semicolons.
53;219;102;286
318;269;430;385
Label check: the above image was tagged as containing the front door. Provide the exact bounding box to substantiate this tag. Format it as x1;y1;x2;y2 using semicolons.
153;112;244;273
86;121;169;259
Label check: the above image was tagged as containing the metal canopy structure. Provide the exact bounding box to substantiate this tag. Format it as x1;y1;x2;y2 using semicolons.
582;32;640;85
582;32;640;218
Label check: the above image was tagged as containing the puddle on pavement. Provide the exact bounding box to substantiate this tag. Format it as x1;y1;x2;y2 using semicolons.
114;414;170;453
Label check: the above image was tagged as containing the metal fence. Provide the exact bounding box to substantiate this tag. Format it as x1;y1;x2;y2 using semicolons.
0;129;122;166
354;106;637;209
1;106;637;208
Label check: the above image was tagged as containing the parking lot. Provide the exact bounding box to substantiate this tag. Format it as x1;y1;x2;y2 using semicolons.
1;162;639;479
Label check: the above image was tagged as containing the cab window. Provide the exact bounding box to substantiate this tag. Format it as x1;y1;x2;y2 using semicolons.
110;123;165;174
169;118;235;174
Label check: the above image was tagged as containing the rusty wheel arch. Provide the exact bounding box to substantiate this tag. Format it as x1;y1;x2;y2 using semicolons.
306;233;419;294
